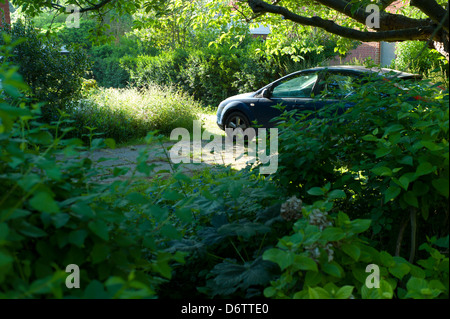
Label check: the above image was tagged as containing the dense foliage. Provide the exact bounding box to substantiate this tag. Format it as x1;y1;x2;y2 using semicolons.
394;41;449;86
68;85;201;143
0;20;91;123
122;36;337;107
1;1;449;301
0;41;186;298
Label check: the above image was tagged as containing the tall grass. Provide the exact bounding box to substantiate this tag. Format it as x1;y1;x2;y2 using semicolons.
67;84;202;144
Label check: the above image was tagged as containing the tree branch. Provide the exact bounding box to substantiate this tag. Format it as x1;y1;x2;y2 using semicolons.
246;0;435;42
411;0;449;33
49;0;115;13
314;0;429;31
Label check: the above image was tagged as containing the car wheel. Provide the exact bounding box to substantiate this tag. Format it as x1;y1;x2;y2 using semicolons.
224;111;254;142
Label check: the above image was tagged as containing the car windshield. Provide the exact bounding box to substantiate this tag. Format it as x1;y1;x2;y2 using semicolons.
271;73;318;98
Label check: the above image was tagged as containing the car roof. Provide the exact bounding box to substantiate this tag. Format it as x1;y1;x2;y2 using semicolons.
305;65;422;79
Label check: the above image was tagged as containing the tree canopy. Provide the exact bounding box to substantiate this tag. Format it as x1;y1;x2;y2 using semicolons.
10;0;450;60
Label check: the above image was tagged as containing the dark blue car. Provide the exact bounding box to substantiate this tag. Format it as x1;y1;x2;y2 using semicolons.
216;66;421;133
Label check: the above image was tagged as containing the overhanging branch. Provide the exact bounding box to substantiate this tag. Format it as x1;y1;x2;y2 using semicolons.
411;0;449;33
247;0;435;42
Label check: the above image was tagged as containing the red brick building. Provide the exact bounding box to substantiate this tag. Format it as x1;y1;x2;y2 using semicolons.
330;0;406;66
0;0;10;27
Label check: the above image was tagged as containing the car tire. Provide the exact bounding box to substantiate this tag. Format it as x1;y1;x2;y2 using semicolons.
224;111;255;142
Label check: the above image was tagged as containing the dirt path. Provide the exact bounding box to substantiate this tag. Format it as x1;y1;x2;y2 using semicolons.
83;137;253;183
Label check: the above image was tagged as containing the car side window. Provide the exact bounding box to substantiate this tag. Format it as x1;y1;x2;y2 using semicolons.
319;73;362;99
271;73;318;98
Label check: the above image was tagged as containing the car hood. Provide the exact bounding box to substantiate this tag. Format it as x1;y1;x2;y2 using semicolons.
225;92;255;101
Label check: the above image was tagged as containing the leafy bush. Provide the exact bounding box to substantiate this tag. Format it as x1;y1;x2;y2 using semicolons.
0;20;91;122
272;72;449;258
264;192;449;299
67;85;201;143
0;41;187;298
122;37;337;107
121;49;189;89
394;41;448;86
154;167;287;298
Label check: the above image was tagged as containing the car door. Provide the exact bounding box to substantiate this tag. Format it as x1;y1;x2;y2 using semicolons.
254;71;320;127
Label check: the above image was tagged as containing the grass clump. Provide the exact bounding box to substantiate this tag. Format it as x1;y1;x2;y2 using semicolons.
67;84;202;144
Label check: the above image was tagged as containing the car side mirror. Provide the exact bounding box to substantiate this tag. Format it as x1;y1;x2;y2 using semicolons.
261;88;270;98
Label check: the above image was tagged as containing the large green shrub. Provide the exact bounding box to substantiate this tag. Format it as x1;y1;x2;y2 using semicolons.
0;42;188;298
394;41;448;86
122;35;338;107
272;73;449;257
263;192;449;299
0;20;91;122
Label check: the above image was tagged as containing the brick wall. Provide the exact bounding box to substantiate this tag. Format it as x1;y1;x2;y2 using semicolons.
329;42;381;65
329;0;407;66
0;0;10;27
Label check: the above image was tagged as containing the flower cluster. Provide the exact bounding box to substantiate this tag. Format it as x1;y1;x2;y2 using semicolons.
306;209;334;262
308;209;333;231
280;196;302;221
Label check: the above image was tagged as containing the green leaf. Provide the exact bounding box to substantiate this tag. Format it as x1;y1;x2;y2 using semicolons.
88;220;109;241
374;147;391;158
52;213;70;228
0;223;9;241
83;280;110;299
293;255;318;272
162;190;184;201
307;187;324;196
321;227;346;241
29;191;59;214
348;219;371;234
415;161;436;177
304;271;323;287
68;230;88;248
384;186;401;202
161;224;181;240
389;262;410;280
432;178;449;197
380;251;395;267
263;248;293;270
308;287;331;299
322;261;343;278
18;221;47;238
0;251;13;267
335;286;354;299
104;138;116;149
341;243;361;261
403;191;419;208
328;189;346;199
28;130;53;145
394;174;411;191
371;166;392;177
397;155;413;166
362;134;378;141
420;141;443;151
175;208;192;223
